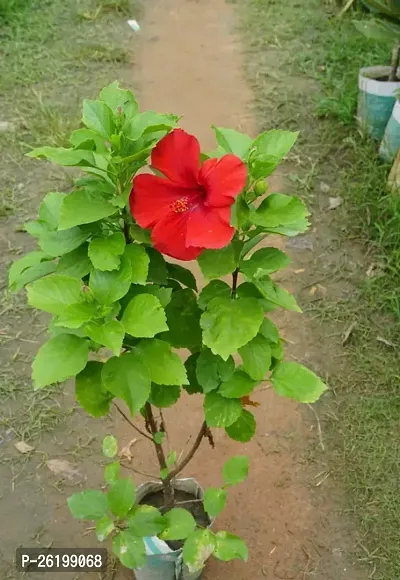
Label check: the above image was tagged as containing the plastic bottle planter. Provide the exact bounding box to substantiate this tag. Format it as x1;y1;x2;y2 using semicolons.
134;479;214;580
380;100;400;162
357;66;400;140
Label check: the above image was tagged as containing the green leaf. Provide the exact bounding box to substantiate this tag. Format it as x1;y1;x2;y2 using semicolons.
259;317;279;344
219;370;257;399
104;461;120;484
197;243;238;279
249;154;279;180
59;189;116;230
103;435;118;457
68;490;107;520
146;248;168;284
183;530;216;573
160;508;196;541
153;432;166;444
124;244;150;285
138;339;188;385
204;392;242;427
39;192;64;228
270;361;327;403
214;531;248;562
96;516;115;542
112;531;146;569
251;193;309;228
198;280;231;310
253;130;298;161
99;81;138;113
149;384;180;408
238;335;272;380
32;334;89;389
231;195;250;229
222;456;249;486
39;227;89;257
196;350;235;393
129;224;152;244
204;487;227;517
84;320;125;356
166;450;177;468
102;351;151;415
70;128;106;150
160;467;169;480
124;111;179;141
183;353;203;394
27;275;83;315
212;126;253;160
167;263;197;291
82;99;115;139
240;247;290;279
108;478;136;517
200;297;264;360
127;505;165;537
57;245;91;279
56;302;98;328
76;362;112;417
25;219;50;238
262;218;310;237
225;410;256;442
9;252;55;292
236;281;276;312
122;294;168;337
254;277;301;312
161;289;202;350
27;146;94;166
90;253;132;304
88;233;125;272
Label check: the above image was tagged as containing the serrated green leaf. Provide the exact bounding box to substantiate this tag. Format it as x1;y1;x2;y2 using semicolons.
96;516;115;542
153;432;166;444
138;339;188;385
56;302;98;328
120;285;172;313
25;219;50;238
127;505;165;537
198;280;231;310
254;277;301;312
149;383;181;407
219;370;257;399
39;192;64;228
27;146;94;166
68;490;107;520
225;410;256;442
238;335;272;380
89;253;132;304
204;392;242;427
253;130;298;160
88;233;125;272
271;361;327;403
57;245;91;279
214;531;248;562
160;289;202;350
183;530;216;573
259;317;280;344
167;263;197;290
124;244;149;285
160;467;169;480
9;252;56;292
222;456;249;486
236;281;276;312
58;188;116;230
231;195;250;229
102;351;151;415
84;320;124;356
83;99;115;139
200;297;264;360
99;81;138;113
146;247;168;284
32;334;89;389
204;487;227;517
123;111;179;141
160;508;196;541
103;435;118;457
121;294;168;337
196;350;235;393
108;478;135;517
27;275;83;315
212;126;253;160
197;243;238;279
38;226;89;257
183;353;203;394
112;531;146;569
251;193;309;228
261;218;310;237
240;247;290;279
166;450;177;468
104;461;120;484
76;361;112;417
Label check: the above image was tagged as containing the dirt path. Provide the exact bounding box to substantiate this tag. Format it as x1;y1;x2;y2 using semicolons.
116;1;365;579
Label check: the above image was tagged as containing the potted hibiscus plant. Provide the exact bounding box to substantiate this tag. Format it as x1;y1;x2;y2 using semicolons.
9;82;326;579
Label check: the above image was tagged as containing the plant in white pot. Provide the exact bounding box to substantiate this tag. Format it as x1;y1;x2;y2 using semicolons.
354;0;400;140
9;82;327;579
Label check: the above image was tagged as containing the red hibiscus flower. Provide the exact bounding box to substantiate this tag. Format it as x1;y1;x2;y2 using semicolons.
129;128;247;260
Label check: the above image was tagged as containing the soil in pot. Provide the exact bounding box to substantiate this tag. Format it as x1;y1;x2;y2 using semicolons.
140;489;211;551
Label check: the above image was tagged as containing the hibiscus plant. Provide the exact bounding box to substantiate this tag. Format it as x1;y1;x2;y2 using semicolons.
9;82;327;573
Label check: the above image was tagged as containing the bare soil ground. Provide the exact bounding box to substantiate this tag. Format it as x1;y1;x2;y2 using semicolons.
0;0;372;579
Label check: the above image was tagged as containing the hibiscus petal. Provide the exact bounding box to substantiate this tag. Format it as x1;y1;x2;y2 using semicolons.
152;212;203;261
186;204;235;249
130;174;191;229
199;154;247;208
151;129;201;187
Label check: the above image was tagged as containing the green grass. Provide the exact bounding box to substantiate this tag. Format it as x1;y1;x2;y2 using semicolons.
239;0;400;577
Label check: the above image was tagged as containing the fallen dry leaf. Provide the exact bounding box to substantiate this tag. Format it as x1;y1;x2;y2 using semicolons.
309;286;318;296
320;182;331;193
46;459;84;484
342;321;357;345
15;441;35;454
327;196;343;210
241;396;260;408
119;438;138;462
377;336;396;348
294;268;305;274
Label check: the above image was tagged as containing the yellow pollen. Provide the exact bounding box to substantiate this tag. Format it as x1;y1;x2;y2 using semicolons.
171;197;189;213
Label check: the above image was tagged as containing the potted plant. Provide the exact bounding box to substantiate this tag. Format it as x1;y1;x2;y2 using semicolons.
9;82;327;578
354;0;400;140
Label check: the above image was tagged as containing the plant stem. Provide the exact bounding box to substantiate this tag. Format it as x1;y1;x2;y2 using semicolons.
167;422;207;480
113;402;153;442
390;43;400;82
144;402;175;509
231;268;239;297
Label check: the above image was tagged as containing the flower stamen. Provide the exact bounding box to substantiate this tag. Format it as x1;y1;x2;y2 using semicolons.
171;196;189;213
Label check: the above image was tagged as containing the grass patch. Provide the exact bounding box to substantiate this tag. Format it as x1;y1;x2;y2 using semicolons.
239;0;400;577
